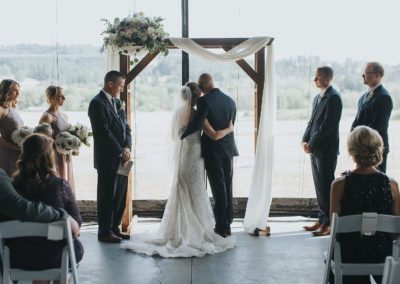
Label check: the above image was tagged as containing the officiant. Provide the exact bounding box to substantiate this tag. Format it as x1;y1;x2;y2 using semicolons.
88;70;132;243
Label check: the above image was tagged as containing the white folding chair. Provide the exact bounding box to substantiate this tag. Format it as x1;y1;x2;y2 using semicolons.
382;256;400;284
0;217;79;284
323;213;400;284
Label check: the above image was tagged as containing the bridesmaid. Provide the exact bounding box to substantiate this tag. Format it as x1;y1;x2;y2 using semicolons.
0;79;24;177
39;85;75;191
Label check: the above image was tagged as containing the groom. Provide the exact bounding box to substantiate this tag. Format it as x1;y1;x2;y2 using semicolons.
182;73;238;237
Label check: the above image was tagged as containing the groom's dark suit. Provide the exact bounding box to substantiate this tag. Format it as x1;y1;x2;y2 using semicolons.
351;84;392;172
302;86;342;225
88;91;132;236
182;88;238;234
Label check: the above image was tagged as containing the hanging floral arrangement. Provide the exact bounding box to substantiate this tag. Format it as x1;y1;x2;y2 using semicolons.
101;12;169;60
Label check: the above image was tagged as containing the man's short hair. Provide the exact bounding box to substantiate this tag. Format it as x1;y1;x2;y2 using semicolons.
317;66;334;79
367;62;384;77
104;71;125;85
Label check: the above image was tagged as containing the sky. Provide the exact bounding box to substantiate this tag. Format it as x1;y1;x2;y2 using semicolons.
1;0;400;64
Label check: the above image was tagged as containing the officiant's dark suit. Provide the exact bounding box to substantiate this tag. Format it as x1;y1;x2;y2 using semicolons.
88;71;132;243
182;74;238;237
302;67;342;236
351;62;392;173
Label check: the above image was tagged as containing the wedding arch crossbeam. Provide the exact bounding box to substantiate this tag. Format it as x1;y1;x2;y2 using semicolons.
107;37;275;234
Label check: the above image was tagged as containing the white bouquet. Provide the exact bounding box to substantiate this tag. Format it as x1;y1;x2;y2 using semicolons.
55;132;81;156
33;123;53;137
68;123;93;146
11;126;34;147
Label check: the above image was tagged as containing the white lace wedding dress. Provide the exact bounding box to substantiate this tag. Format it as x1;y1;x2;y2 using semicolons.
121;131;235;257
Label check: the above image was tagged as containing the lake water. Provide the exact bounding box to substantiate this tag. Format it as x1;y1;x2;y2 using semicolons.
19;111;400;200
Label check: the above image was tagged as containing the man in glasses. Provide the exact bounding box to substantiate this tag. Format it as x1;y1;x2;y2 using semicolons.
351;62;393;172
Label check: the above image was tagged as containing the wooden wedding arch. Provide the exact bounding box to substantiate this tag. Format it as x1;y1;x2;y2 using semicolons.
118;37;274;232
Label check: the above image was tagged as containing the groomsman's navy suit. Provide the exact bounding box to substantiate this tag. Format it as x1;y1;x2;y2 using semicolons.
302;86;343;225
351;84;393;172
182;88;238;234
88;91;132;236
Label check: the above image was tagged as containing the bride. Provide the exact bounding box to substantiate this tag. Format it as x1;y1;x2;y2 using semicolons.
121;82;235;257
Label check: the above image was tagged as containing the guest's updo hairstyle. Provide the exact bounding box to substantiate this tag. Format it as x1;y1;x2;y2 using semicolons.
185;82;201;107
347;126;383;167
45;85;62;104
0;79;19;107
13;133;57;186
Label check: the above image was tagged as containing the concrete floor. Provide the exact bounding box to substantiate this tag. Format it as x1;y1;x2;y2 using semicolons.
72;217;328;284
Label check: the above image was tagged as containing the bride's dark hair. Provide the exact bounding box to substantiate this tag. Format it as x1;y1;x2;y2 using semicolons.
185;82;201;107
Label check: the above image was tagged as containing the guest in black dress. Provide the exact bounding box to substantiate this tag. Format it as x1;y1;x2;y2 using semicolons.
330;125;400;284
8;133;84;273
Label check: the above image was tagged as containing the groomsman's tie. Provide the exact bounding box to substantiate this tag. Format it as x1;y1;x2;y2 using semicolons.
363;91;373;104
111;98;117;113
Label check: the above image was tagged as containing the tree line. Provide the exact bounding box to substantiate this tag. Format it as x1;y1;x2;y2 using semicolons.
0;44;399;118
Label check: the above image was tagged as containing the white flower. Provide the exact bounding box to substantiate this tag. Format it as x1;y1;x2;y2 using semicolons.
68;123;93;147
11;127;34;147
102;12;169;58
55;132;81;155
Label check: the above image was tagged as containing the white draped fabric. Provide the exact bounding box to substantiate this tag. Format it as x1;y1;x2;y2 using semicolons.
106;37;276;233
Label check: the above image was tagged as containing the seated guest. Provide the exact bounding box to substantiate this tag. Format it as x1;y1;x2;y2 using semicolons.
330;126;400;284
7;133;83;273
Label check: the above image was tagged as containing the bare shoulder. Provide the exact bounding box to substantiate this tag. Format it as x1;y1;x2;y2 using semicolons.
389;177;400;193
0;106;6;119
331;176;346;192
39;112;54;124
333;175;346;186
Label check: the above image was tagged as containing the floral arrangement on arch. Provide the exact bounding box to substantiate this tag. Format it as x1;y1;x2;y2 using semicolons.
101;12;169;61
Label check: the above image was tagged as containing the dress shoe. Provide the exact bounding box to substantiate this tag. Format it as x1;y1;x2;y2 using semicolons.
303;222;322;232
227;228;232;236
312;225;330;237
113;229;131;240
98;233;122;243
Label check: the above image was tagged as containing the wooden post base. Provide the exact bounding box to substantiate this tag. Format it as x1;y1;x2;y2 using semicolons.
252;226;271;237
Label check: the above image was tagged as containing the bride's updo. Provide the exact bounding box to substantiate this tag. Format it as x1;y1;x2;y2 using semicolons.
347;126;383;167
183;82;201;107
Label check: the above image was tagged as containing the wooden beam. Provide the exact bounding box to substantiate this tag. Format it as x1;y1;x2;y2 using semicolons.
222;46;260;84
166;37;274;49
119;54;133;233
125;52;159;85
254;47;265;147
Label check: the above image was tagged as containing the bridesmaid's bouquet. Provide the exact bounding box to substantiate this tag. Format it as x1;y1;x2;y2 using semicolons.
33;123;53;137
11;126;34;147
68;123;93;146
55;132;81;156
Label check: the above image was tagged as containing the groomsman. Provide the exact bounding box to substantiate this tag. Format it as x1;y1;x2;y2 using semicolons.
351;62;393;173
88;71;132;243
302;66;343;236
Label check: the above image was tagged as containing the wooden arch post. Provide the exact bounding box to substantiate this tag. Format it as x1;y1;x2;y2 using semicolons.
119;38;273;232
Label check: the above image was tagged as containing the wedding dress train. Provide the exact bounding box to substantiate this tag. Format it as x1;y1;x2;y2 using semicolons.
121;131;235;257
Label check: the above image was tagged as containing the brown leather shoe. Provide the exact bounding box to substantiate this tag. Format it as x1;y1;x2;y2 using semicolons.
312;225;330;236
113;230;131;240
303;222;322;232
98;233;122;243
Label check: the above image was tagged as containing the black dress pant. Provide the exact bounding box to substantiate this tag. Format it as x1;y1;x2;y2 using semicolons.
97;164;128;235
377;148;388;173
205;157;233;232
310;152;337;225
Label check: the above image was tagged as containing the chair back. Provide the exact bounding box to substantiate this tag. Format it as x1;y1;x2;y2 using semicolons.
323;213;400;284
0;217;79;284
382;256;400;284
